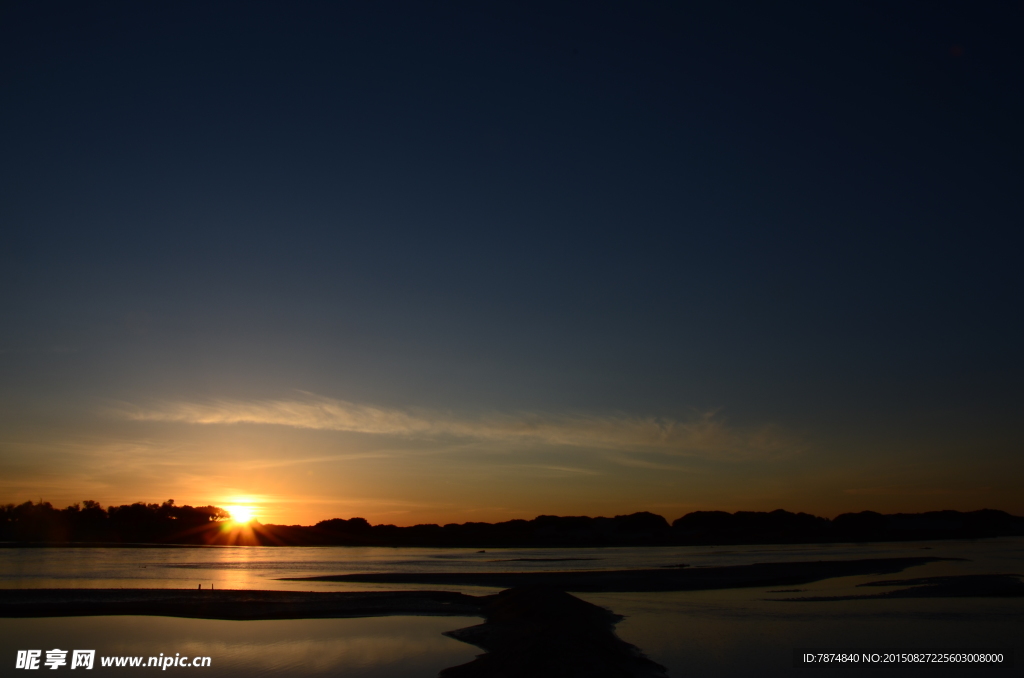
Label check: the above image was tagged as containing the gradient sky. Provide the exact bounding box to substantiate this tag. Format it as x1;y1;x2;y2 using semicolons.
2;1;1022;526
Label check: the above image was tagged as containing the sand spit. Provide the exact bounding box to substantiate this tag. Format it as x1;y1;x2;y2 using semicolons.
441;586;667;678
0;588;482;620
281;556;952;592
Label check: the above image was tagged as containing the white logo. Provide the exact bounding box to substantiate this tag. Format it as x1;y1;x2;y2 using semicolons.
16;650;41;670
70;651;95;670
44;649;68;670
16;650;95;670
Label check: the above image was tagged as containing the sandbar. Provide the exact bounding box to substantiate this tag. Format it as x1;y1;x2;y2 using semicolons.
0;588;482;620
779;573;1024;601
280;556;951;592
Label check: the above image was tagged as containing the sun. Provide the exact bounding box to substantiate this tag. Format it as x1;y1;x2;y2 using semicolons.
228;506;254;524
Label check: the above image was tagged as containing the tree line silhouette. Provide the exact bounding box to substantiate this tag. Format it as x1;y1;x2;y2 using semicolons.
0;500;228;544
1;500;1022;547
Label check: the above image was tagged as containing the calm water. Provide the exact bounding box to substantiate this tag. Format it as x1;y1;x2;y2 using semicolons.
2;616;480;677
2;538;1022;676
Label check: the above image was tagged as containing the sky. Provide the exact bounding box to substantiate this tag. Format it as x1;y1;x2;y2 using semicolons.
1;0;1022;526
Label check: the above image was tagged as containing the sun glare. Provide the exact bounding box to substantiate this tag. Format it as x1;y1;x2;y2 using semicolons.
228;506;254;524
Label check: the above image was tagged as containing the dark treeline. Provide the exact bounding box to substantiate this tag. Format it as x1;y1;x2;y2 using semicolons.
2;501;1023;547
0;500;228;545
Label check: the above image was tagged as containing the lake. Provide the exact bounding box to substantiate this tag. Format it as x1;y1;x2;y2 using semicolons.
2;538;1021;676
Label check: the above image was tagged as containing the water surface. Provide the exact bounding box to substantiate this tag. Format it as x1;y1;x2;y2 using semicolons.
1;615;480;677
2;538;1021;676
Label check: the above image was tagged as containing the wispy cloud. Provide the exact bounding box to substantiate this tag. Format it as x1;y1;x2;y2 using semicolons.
604;453;702;472
501;464;605;476
110;393;799;460
842;486;975;496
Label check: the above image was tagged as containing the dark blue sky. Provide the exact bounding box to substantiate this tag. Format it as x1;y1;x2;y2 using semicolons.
2;1;1021;523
